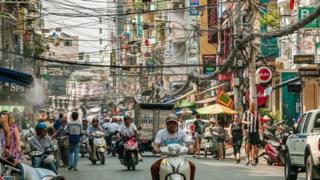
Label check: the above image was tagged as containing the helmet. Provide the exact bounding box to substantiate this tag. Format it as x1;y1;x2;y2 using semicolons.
43;154;55;164
166;114;179;123
35;122;47;131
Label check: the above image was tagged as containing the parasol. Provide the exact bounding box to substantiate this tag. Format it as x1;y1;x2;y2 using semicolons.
196;104;238;115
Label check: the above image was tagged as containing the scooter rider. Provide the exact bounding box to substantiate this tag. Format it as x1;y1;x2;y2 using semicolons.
87;119;103;151
116;115;138;161
151;114;195;180
30;122;57;174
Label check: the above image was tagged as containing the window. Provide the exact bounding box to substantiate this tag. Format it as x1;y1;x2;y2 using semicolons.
302;113;312;133
79;52;84;60
99;39;102;45
64;40;72;46
314;113;320;129
99;17;102;23
296;114;307;134
99;28;102;34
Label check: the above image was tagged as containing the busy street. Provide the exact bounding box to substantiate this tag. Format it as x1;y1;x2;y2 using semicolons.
60;154;304;180
1;0;320;180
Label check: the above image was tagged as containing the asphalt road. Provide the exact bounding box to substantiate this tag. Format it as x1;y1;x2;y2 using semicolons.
59;155;305;180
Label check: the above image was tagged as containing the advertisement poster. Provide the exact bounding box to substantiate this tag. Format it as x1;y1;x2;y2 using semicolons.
190;0;199;15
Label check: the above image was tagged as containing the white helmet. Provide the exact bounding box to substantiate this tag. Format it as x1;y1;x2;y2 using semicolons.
43;154;55;164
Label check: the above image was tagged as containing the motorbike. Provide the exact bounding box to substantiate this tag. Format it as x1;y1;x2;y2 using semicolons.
80;135;90;158
110;134;117;157
21;128;36;160
30;143;59;173
88;131;106;165
0;157;64;180
122;136;139;171
159;144;192;180
259;122;291;166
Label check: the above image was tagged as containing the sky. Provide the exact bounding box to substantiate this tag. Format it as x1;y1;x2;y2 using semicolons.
42;0;116;62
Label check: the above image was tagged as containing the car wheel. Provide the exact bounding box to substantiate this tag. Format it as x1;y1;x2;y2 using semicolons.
306;155;318;180
284;153;298;180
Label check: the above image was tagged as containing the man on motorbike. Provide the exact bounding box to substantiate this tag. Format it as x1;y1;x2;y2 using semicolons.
102;117;111;154
87;119;103;151
30;122;57;174
151;114;195;180
82;118;89;131
116;115;138;161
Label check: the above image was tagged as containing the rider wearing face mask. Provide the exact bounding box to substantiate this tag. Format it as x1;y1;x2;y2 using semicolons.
151;114;195;180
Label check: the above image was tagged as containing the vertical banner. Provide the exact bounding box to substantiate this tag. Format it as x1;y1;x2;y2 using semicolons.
136;14;143;37
110;50;116;67
208;0;217;43
190;0;199;15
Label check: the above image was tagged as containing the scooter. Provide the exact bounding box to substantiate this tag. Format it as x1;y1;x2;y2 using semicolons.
80;135;90;158
110;134;117;157
88;131;106;165
122;136;139;171
0;157;63;180
30;145;59;173
159;144;192;180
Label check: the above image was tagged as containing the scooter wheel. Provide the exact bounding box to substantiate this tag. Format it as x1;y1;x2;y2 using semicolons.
131;165;135;171
267;159;273;166
127;165;131;171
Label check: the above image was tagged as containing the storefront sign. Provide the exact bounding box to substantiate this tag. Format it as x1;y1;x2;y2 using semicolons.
298;7;320;28
256;66;272;83
245;85;268;106
203;54;216;75
190;0;199;15
298;68;320;77
110;50;116;66
0;106;24;112
294;55;315;64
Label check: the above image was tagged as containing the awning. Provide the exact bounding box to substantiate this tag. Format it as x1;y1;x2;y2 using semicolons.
273;76;300;90
0;67;33;86
196;92;234;104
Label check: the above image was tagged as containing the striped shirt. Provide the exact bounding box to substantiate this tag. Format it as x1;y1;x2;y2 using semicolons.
243;111;260;133
67;121;83;145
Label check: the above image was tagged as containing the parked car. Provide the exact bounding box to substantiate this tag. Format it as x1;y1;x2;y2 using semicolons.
284;109;320;180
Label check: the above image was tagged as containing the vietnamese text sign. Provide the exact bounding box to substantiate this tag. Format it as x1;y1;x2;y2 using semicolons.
294;54;315;64
298;7;320;28
298;68;320;77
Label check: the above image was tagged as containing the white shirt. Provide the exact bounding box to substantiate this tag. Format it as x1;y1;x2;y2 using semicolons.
117;123;137;137
154;129;192;147
102;122;111;136
109;122;120;134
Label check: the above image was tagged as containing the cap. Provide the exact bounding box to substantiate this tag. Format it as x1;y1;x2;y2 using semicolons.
166;114;179;123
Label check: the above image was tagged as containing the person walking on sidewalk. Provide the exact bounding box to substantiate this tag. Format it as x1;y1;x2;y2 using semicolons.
193;114;204;159
229;114;243;164
242;102;261;166
67;112;83;171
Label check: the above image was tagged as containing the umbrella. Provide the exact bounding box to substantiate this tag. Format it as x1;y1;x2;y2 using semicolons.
175;100;195;108
176;108;193;116
196;104;238;115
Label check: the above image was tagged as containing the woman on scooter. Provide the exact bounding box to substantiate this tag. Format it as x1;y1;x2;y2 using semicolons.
30;122;57;174
151;114;195;180
229;114;243;163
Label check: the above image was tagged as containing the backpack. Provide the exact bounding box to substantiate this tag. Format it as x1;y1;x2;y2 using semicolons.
194;120;203;134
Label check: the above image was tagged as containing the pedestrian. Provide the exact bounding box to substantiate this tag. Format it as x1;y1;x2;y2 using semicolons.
4;113;23;164
53;116;69;167
193;114;204;159
0;111;12;157
229;114;243;164
242;102;261;166
101;117;111;154
54;114;64;132
212;121;224;160
67;112;83;171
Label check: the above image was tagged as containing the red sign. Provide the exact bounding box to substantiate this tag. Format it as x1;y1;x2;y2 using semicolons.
256;66;272;83
246;85;268;106
218;73;232;81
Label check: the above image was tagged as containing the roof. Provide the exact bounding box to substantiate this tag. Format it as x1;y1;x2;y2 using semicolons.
137;103;175;110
